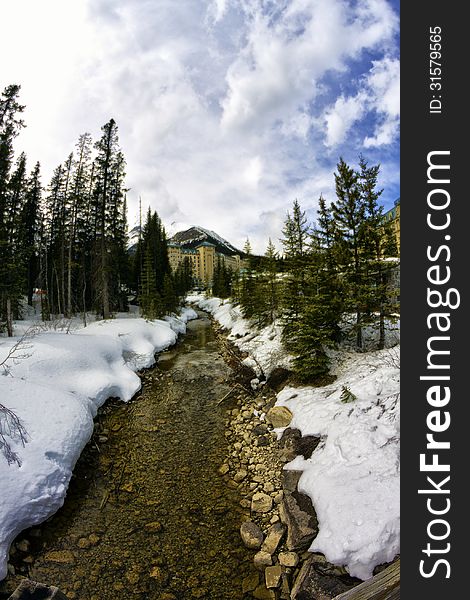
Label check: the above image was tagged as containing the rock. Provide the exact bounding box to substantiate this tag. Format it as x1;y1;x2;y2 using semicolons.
265;565;283;589
252;583;278;599
251;492;273;514
264;482;275;493
234;469;248;483
88;533;100;545
280;469;302;494
296;435;321;459
278;551;299;567
253;424;268;435
266;406;293;428
289;555;351;599
280;491;318;552
16;540;30;553
242;572;260;593
261;522;286;555
145;521;163;533
240;521;264;550
253;551;273;570
44;550;76;564
218;463;230;475
149;566;168;584
125;570;140;584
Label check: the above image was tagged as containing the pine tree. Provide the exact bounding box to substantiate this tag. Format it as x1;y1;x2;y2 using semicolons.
91;118;126;318
357;155;398;348
21;162;42;306
331;158;366;349
0;84;25;335
140;246;160;319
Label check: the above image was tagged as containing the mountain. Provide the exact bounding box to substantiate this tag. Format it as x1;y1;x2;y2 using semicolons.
127;224;243;257
169;226;242;256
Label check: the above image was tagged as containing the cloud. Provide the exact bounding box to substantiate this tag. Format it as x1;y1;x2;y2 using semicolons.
322;57;399;149
1;0;399;255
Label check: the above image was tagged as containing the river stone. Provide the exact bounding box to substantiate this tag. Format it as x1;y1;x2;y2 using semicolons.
240;521;264;549
280;492;318;552
278;551;299;567
266;406;293;428
251;492;273;514
265;565;283;589
218;463;230;475
242;572;260;593
253;551;273;570
145;521;163;533
44;550;76;564
149;566;168;584
261;522;286;554
234;469;248;483
252;583;277;599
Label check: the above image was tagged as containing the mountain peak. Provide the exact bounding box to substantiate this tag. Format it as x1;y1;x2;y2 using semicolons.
169;226;241;256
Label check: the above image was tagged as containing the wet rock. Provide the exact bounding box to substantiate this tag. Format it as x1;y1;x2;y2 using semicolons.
280;491;317;552
261;522;286;555
234;469;248;483
145;521;163;533
251;492;273;514
44;550;76;564
218;463;230;475
253;551;273;570
266;406;292;428
252;583;278;599
242;572;260;594
149;565;168;584
240;521;264;549
278;551;299;567
265;565;283;589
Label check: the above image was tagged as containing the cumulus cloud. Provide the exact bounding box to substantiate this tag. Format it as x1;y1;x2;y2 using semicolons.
1;0;399;254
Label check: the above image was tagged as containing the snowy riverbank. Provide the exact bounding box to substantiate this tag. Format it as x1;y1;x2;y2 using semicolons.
0;307;197;581
188;293;400;580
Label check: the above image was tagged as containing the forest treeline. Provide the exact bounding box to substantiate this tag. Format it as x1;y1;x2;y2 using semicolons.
1;83;398;382
0;84;191;336
226;157;399;381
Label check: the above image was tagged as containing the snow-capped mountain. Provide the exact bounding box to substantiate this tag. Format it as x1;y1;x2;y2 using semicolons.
128;224;243;256
171;226;244;256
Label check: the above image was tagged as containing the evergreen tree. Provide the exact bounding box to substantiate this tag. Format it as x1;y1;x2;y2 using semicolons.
91;118;126;318
21;162;42;306
357;155;399;348
331;158;366;349
0;84;25;335
140;246;160;319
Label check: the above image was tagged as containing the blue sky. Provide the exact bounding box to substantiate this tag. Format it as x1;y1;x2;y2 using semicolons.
2;0;399;253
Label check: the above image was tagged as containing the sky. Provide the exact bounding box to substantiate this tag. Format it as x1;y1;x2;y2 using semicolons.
1;0;399;254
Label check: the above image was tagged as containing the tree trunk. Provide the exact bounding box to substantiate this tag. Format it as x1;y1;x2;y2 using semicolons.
6;297;13;337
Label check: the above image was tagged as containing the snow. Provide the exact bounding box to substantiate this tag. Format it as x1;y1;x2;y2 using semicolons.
277;349;400;580
0;307;197;581
186;294;292;377
188;292;399;581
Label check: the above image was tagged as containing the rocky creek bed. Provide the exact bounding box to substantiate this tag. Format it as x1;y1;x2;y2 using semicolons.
0;310;364;599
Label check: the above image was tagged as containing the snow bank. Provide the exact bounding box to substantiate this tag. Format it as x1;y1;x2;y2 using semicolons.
186;294;291;377
0;308;196;581
277;349;400;580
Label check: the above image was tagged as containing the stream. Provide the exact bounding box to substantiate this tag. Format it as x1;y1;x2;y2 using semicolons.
0;312;259;599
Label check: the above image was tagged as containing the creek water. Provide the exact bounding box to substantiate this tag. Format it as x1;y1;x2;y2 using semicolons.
1;312;258;599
